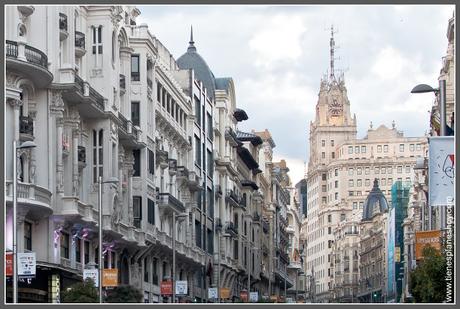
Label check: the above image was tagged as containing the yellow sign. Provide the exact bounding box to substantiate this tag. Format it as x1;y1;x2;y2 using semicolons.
395;246;401;263
415;230;441;260
220;287;230;299
102;269;118;287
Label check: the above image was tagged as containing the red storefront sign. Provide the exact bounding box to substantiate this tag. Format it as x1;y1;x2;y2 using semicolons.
240;290;248;302
6;253;13;277
161;280;173;295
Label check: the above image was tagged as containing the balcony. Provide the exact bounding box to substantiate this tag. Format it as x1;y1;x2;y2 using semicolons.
74;31;86;57
59;13;68;41
253;212;261;223
6;40;52;88
158;193;185;215
168;159;177;175
225;189;240;208
5;181;52;220
239;196;247;209
215;218;223;231
118;113;144;149
225;222;238;237
19;115;34;141
278;249;289;263
119;74;126;94
225;127;241;147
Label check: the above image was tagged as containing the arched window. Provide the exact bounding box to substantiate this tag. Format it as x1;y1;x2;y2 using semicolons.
112;30;116;65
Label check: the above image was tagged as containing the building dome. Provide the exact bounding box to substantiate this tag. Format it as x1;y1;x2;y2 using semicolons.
177;27;215;100
362;179;389;221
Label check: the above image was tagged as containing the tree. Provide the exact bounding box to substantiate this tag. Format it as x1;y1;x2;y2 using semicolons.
105;285;143;303
61;278;98;303
410;246;447;303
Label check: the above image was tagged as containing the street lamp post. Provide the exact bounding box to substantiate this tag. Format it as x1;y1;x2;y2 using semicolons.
172;212;187;303
97;176;118;303
12;140;37;303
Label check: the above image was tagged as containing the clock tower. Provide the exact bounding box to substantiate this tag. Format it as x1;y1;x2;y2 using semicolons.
308;26;357;169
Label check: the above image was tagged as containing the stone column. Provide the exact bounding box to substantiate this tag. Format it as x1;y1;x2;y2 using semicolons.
56;119;64;194
125;150;135;225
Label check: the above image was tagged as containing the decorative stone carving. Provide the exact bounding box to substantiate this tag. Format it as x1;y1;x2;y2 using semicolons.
51;91;65;117
7;98;23;109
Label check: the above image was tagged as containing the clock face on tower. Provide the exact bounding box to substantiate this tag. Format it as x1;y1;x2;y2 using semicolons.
329;99;343;116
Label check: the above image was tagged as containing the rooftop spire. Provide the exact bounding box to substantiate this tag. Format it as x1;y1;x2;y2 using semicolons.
188;25;196;52
329;25;336;80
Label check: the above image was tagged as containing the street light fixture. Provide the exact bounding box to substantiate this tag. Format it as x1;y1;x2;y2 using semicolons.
97;176;118;303
172;212;188;303
12;140;37;303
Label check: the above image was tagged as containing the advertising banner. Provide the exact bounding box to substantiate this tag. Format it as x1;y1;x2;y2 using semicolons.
429;136;455;206
5;252;13;277
161;280;173;295
208;287;218;299
415;230;442;260
175;280;188;295
83;269;99;287
18;252;36;277
220;287;230;299
102;268;118;287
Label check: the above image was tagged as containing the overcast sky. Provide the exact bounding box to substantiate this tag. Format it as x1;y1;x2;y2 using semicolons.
137;5;454;185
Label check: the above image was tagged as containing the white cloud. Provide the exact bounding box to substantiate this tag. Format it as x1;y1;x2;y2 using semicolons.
371;46;405;80
248;14;307;68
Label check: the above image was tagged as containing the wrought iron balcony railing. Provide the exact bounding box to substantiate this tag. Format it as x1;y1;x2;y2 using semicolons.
75;31;85;49
19;116;34;135
77;146;86;164
59;13;68;32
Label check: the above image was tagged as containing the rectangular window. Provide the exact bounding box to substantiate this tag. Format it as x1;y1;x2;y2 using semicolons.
331;140;334;147
357;179;362;187
382;178;386;186
76;238;81;263
388;178;393;186
387;166;393;174
375;167;380;174
384;145;389;153
152;258;159;284
416;144;421;151
361;146;366;153
365;167;370;175
353;202;358;209
335;192;338;200
340;214;346;221
377;145;382;153
194;96;201;125
328;227;332;234
133;149;141;177
207;112;213;140
328;215;332;223
207;150;213;178
61;232;69;259
133;196;142;228
322;173;327;181
148;198;155;225
397;166;403;173
399;144;405;152
92;129;103;183
195;221;202;248
322;197;327;204
335;180;338;188
348;179;354;187
207;229;213;255
357;167;362;175
322;140;325;147
148;149;155;176
144;257;149;282
355;146;360;154
131;55;140;81
24;221;32;251
131;102;140;127
331;152;335;159
84;240;89;264
92;26;103;65
207;188;214;218
405;165;411;173
381;167;386;174
348;168;353;176
365;179;370;187
195;136;201;167
322;152;325;159
410;144;415;151
335;169;338;176
322;185;327;192
348;146;353;154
